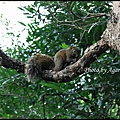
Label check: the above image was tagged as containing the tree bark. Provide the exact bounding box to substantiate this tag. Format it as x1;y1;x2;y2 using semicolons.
0;49;25;73
102;1;120;53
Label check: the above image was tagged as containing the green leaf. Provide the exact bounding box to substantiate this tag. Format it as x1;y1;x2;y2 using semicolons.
18;21;26;26
60;43;69;49
39;81;64;93
17;7;25;11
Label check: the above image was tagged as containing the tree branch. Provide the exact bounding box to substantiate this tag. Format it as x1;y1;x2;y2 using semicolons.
0;38;109;82
41;39;109;82
0;49;25;73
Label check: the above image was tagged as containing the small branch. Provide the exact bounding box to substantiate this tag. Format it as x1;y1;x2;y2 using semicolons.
0;93;24;98
47;1;109;25
57;23;83;30
67;1;109;22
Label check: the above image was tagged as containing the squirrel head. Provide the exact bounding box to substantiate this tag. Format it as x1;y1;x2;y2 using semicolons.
69;45;80;58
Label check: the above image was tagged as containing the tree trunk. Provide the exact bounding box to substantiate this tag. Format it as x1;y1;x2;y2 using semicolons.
102;1;120;53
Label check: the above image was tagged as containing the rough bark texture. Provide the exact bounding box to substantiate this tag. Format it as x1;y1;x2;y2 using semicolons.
0;49;25;73
0;1;120;82
102;1;120;53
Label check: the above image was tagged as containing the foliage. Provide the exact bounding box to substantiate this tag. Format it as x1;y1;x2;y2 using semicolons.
1;1;120;119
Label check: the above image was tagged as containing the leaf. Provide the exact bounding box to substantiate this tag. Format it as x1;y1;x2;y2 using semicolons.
39;81;64;93
17;7;25;11
60;43;69;49
18;21;26;26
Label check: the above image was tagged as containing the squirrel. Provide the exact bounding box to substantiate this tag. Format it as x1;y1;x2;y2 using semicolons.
54;46;80;71
25;46;80;82
25;54;55;82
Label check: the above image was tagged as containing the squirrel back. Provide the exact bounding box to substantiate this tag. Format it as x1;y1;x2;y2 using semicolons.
54;46;80;71
25;54;55;82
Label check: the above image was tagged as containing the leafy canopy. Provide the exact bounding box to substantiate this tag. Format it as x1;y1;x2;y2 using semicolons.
1;1;120;119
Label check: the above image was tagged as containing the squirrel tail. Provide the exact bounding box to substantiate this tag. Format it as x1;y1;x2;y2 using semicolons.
25;54;55;82
25;60;42;82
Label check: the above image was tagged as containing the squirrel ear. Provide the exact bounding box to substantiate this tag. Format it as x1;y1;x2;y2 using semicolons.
70;45;73;49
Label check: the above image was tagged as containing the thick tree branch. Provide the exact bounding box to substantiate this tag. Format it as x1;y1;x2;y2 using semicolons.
41;39;109;82
0;49;25;73
0;38;109;82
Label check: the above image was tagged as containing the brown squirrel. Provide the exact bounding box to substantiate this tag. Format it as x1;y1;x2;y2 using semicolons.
25;46;80;82
25;54;55;82
54;46;80;71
